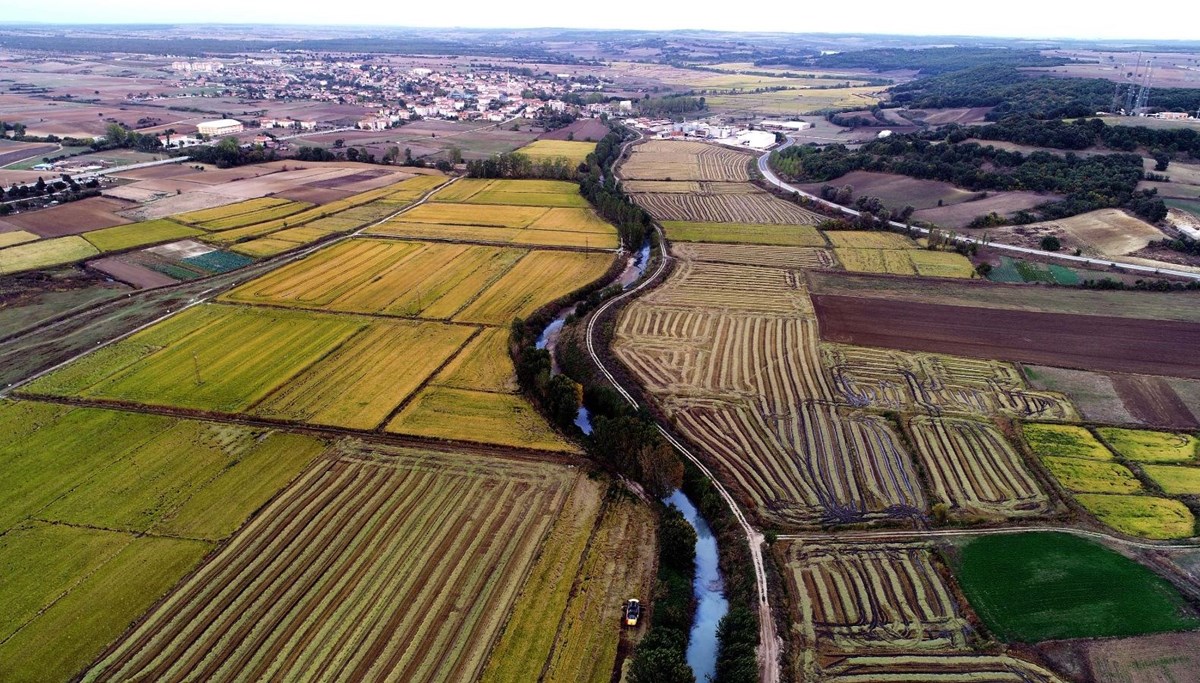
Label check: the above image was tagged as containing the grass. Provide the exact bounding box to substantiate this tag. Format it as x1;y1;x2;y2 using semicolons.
1040;457;1142;494
82;219;203;253
0;534;211;683
1142;465;1200;496
1023;424;1114;460
662;220;825;246
0;230;38;248
386;387;576;452
1098;428;1200;463
1075;494;1196;539
515;139;596;165
956;532;1200;642
0;235;99;275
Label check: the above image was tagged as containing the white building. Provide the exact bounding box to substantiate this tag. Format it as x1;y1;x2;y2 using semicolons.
197;119;244;137
760;119;813;131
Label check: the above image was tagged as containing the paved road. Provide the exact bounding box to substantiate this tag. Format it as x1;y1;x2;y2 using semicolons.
758;136;1200;282
584;155;782;680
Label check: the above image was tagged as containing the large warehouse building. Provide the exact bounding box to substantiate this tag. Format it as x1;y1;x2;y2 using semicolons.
196;119;244;137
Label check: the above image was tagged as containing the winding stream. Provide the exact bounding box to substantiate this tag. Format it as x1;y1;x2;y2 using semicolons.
534;237;726;680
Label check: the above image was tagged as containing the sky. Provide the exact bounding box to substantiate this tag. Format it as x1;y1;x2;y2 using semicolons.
3;0;1197;42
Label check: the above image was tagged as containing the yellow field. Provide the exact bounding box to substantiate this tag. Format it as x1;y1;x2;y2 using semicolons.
1024;424;1115;460
0;230;38;248
1098;428;1200;463
368;221;618;249
908;250;977;278
825;231;917;249
1041;457;1143;494
173;197;292;225
228;238;298;258
1143;465;1200;495
432;179;586;207
516;140;596;165
432;326;519;393
704;86;885;115
391;202;549;228
0;236;98;275
386;387;576;452
192;201;315;231
454;250;613;325
662;220;825;246
251;320;475;429
1075;494;1196;539
835;248;918;275
82;220;203;253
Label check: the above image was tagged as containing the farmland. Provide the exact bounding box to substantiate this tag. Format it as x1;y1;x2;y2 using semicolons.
371;200;619;249
514;139;597;165
429;178;588;207
620;140;754;181
1098;428;1200;463
954;533;1200;642
83;442;590;683
81;220;204;253
0;400;327;682
632;191;824;224
0;236;99;275
662;220;826;246
908;416;1051;520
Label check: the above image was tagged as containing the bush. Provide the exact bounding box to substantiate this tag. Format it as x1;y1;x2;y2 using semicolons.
1040;235;1062;251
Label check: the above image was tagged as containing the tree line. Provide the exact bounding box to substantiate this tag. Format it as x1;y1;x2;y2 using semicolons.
932;114;1200;160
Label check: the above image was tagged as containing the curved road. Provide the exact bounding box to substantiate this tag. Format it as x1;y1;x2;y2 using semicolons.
758;136;1200;282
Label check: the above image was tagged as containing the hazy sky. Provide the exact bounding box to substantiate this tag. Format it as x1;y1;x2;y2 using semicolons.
4;0;1197;42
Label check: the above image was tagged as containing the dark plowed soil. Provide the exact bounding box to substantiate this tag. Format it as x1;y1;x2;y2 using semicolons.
1111;374;1200;430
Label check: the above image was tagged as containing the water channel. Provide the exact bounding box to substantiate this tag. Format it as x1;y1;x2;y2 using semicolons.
534;238;726;680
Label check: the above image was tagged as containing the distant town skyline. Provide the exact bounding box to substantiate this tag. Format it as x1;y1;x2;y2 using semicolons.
2;0;1198;42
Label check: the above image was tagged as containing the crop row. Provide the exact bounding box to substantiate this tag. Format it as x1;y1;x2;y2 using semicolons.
670;242;834;269
633;191;823;224
84;445;577;683
639;259;814;315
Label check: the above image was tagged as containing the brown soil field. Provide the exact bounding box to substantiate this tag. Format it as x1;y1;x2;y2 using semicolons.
0;142;59;167
912;191;1052;229
807;270;1200;324
539;119;610;142
107;165;207;181
905;107;994;125
812;294;1200;379
0;169;48;188
982;209;1168;257
1023;365;1140;425
797;171;976;211
86;256;177;289
1079;630;1200;682
305;169;390;189
3;197;134;237
1111;374;1200;430
277;187;353;205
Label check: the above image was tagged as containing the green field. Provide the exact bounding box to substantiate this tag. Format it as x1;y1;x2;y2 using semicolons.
82;219;203;253
1075;494;1196;539
1098;428;1200;463
1023;424;1114;460
662;220;825;246
0;236;99;275
0;399;327;681
1143;465;1200;496
1040;457;1142;494
955;532;1200;642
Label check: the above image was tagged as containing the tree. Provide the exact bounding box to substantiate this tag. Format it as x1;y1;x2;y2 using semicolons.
1153;152;1170;172
1040;235;1062;251
345;147;360;162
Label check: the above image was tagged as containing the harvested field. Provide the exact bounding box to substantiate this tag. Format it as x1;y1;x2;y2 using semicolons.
84;442;582;683
1083;631;1200;683
173;197;295;226
87;256;178;289
633;191;823;224
662;221;826;246
432;327;518;394
818;654;1062;682
1023;366;1140;425
823;345;1075;421
908;416;1051;519
82;220;203;253
620;140;754;182
809;269;1200;323
0;235;99;275
1110;374;1200;430
1010;209;1169;257
954;532;1200;642
912;191;1052;229
702;86;886;116
369;220;618;249
825;231;917;249
385;387;575;452
515;139;596;165
812;294;1200;379
670;242;834;269
784;541;969;654
796;171;975;211
228;238;298;258
0;229;38;248
0;196;133;237
0;141;58;167
636;259;814;315
538;118;609;141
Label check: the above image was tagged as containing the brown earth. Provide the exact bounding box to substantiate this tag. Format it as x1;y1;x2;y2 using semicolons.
796;170;976;211
540;119;610;142
2;196;134;236
276;187;353;205
87;256;178;289
812;294;1200;379
305;169;390;189
0;142;59;167
912;191;1052;228
1110;374;1200;430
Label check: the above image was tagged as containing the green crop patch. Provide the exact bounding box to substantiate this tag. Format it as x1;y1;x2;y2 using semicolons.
1098;428;1200;463
955;532;1200;642
1024;424;1114;460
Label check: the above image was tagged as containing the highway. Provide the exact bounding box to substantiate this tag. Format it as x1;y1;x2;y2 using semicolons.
757;136;1200;282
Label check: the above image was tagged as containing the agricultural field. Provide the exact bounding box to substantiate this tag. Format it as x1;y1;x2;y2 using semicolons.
514;139;596;165
0;399;326;682
0;235;99;275
174;197;314;230
453;250;611;325
373;202;618;249
83;442;587;683
1022;366;1141;426
385;387;576;452
81;220;204;253
908;416;1052;520
619;140;754;182
662;220;826;247
633;191;823;224
670;242;834;269
986;256;1081;286
701;85;886;116
0;230;39;248
1023;423;1114;460
953;532;1200;642
983;208;1168;258
797;171;976;211
1072;494;1195;539
430;178;587;207
827;232;975;279
1098;428;1200;463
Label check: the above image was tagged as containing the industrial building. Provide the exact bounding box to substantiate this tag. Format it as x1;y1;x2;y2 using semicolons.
196;119;244;137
